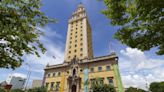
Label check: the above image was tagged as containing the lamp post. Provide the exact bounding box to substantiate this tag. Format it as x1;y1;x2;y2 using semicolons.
24;63;31;91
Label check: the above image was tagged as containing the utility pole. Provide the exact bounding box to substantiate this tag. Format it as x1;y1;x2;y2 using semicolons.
24;63;31;91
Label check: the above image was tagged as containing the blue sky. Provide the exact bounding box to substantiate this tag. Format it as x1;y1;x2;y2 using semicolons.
0;0;164;90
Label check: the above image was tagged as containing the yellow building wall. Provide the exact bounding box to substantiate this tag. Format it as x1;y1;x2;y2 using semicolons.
44;60;118;92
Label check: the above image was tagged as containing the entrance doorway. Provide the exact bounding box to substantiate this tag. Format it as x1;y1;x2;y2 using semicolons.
71;85;76;92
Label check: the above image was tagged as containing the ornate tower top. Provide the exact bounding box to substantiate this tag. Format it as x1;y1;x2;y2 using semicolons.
64;4;93;62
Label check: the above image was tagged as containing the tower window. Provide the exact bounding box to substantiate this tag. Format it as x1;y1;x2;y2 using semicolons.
74;50;77;52
75;45;77;47
80;54;83;56
80;43;83;46
68;56;71;58
70;33;72;35
75;40;77;42
76;28;78;30
80;69;83;72
81;34;83;36
81;26;82;28
70;41;72;44
80;38;83;41
75;35;77;38
70;37;72;39
98;67;102;71
69;51;71;53
69;46;71;49
76;31;77;34
80;48;83;51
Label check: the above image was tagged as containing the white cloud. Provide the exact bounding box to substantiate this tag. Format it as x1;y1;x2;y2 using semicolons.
23;26;64;66
119;47;164;90
16;26;65;87
11;73;26;78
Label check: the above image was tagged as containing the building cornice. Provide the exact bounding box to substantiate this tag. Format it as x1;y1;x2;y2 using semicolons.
44;53;118;70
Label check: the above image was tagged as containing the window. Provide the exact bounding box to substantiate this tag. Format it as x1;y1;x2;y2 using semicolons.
80;43;83;46
81;34;83;36
80;54;83;56
107;77;114;85
47;73;50;77
80;69;83;72
80;38;83;41
75;35;77;38
50;82;54;90
53;73;55;77
69;46;71;49
56;82;60;91
75;40;77;42
90;67;94;72
70;33;72;35
81;26;83;28
106;66;110;71
70;41;72;44
70;37;72;39
76;31;77;34
100;78;104;84
76;28;78;30
74;50;77;52
46;83;49;88
67;71;69;74
90;79;96;87
58;72;61;76
68;56;71;58
80;48;83;51
69;51;71;53
98;67;102;71
75;44;77;47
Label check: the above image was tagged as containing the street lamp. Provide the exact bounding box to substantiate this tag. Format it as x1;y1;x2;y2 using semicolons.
24;63;31;91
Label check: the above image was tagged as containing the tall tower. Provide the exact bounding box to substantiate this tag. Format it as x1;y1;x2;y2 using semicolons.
64;4;93;62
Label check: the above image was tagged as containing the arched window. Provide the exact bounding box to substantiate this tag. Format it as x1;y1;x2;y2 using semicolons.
73;69;76;76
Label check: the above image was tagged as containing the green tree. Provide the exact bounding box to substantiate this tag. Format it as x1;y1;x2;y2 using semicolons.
0;0;55;69
10;89;24;92
125;87;146;92
0;88;5;92
102;0;164;55
91;78;115;92
149;82;164;92
27;87;47;92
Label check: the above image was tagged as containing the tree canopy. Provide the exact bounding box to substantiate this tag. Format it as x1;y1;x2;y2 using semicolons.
0;0;55;69
103;0;164;55
125;87;146;92
91;78;115;92
149;82;164;92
